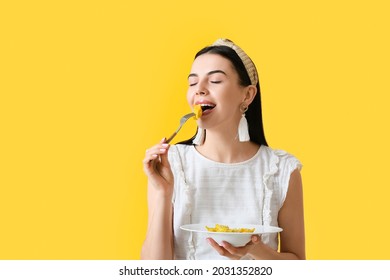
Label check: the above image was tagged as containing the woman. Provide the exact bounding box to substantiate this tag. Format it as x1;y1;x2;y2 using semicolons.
142;39;305;260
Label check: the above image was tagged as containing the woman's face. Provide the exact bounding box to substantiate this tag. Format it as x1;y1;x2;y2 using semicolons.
187;53;249;131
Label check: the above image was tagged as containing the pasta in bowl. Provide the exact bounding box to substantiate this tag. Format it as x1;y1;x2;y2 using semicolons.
180;223;283;247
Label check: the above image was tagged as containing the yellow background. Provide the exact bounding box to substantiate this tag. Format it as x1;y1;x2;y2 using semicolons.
1;0;389;259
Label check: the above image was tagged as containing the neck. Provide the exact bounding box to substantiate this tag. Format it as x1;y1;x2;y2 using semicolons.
196;129;260;163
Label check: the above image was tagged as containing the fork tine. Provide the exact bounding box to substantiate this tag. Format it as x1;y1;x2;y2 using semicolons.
166;112;195;143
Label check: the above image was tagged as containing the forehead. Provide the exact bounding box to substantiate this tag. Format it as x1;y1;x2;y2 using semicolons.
190;53;234;74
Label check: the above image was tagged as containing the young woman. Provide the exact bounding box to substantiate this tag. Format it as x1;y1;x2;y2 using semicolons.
142;39;305;260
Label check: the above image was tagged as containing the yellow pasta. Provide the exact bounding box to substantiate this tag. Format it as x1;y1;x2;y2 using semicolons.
193;104;202;120
205;224;255;233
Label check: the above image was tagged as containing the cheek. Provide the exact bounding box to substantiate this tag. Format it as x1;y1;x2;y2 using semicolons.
219;95;242;116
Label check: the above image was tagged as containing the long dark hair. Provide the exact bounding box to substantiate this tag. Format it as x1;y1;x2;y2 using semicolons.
178;45;268;147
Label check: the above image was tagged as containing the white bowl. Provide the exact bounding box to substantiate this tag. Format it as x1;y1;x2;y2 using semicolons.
180;224;283;247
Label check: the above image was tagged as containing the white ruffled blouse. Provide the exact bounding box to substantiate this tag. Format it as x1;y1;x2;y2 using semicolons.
168;144;302;260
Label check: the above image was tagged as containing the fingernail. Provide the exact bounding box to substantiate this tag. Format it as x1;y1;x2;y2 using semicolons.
159;148;166;152
162;143;169;148
206;238;211;245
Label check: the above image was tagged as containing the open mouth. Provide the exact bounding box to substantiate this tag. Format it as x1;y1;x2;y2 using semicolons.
200;104;216;113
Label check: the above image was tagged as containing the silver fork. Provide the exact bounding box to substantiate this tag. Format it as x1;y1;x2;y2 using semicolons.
166;112;196;143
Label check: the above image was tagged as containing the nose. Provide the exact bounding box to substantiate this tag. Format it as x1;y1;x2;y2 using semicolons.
196;90;207;96
195;83;208;96
192;78;209;96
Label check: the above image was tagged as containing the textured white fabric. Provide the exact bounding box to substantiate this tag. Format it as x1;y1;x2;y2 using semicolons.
168;144;302;260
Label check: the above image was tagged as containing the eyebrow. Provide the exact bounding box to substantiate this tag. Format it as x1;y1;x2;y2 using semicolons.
188;70;227;79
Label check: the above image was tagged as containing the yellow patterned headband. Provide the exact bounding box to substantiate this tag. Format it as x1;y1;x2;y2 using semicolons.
212;38;258;85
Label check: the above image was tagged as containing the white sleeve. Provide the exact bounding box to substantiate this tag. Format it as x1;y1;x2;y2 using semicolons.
167;145;181;204
275;151;302;209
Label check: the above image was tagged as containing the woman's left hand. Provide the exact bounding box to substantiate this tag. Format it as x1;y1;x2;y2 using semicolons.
207;235;261;260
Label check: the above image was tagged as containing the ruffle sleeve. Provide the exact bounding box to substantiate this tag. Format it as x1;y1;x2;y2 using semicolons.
167;145;196;259
261;147;302;248
274;150;302;209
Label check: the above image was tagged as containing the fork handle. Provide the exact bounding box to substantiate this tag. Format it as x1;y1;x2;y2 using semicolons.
166;132;177;144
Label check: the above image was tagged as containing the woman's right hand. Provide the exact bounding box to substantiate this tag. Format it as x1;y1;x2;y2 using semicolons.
143;138;174;196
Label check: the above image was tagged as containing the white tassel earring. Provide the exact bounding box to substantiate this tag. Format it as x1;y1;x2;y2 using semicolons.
238;103;250;142
192;127;205;145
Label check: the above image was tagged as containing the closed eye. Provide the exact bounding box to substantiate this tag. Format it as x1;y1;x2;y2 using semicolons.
211;81;221;84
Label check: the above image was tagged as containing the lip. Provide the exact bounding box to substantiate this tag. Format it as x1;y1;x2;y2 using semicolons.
194;99;216;106
200;108;214;116
194;99;216;117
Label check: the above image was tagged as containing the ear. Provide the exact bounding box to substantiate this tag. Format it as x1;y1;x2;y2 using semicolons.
242;85;257;105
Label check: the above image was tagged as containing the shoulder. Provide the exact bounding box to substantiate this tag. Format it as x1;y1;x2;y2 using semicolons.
167;144;195;165
261;146;302;208
168;144;192;157
261;145;302;172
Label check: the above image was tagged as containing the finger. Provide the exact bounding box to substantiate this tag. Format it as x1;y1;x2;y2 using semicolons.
251;235;261;244
221;241;246;257
207;238;224;253
143;156;159;177
207;238;239;259
158;137;170;162
145;142;170;156
143;144;169;163
207;238;229;256
159;144;171;166
143;153;157;164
